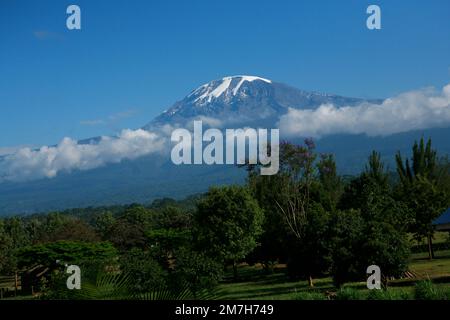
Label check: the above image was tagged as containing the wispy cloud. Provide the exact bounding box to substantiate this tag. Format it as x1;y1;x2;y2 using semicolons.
80;109;138;127
278;83;450;138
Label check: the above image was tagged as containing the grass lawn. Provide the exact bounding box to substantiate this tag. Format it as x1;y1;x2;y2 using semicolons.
410;232;449;246
408;250;450;277
216;249;450;300
4;250;450;300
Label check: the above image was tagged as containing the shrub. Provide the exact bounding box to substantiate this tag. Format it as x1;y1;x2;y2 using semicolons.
172;247;223;298
367;289;410;300
414;280;444;300
367;289;390;300
119;248;168;293
335;287;363;300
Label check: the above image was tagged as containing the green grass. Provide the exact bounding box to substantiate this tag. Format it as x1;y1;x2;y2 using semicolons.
5;249;450;300
216;249;450;300
408;249;450;278
409;232;449;245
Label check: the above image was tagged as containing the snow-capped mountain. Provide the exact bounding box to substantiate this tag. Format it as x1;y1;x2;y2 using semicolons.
1;76;449;215
144;75;378;129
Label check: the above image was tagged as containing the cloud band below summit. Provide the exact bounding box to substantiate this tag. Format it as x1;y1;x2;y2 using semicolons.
278;83;450;138
0;129;166;182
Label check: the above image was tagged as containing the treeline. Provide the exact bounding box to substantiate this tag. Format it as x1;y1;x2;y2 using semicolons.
248;138;450;286
0;137;449;297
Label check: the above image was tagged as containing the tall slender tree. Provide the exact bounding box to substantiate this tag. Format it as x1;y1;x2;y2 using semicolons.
396;138;446;259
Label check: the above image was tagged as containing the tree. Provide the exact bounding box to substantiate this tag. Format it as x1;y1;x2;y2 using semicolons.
275;140;333;286
193;186;264;280
17;241;117;269
396;138;447;259
407;177;447;258
332;151;410;287
172;247;223;298
39;218;99;243
0;220;16;274
246;170;290;271
340;151;390;211
119;248;167;293
108;219;147;252
286;202;332;282
94;211;116;240
107;205;154;251
329;209;365;287
276;140;316;241
315;153;343;212
2;217;31;248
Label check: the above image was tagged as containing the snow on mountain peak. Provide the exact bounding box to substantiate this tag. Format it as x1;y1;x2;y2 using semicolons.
190;75;272;105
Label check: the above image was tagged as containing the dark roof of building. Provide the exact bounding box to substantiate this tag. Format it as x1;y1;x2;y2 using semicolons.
433;208;450;225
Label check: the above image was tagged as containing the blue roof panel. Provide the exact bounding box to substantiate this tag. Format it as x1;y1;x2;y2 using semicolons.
434;208;450;225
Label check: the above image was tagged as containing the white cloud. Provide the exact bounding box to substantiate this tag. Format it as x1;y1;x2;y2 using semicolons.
80;109;138;126
0;129;166;182
0;146;34;156
278;83;450;138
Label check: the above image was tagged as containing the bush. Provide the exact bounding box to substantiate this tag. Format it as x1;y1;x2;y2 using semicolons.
367;289;410;300
335;287;363;300
414;280;444;300
119;248;168;293
172;247;223;298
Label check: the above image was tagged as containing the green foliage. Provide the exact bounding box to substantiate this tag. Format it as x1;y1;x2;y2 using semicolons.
396;138;437;185
3;138;450;299
119;248;167;294
286;203;332;280
331;151;410;286
367;289;411;300
17;241;117;269
408;177;447;240
172;247;223;298
94;211;116;240
107;217;147;252
145;206;192;266
41;267;133;300
396;138;448;259
247;172;290;268
335;287;363;300
273;141;335;283
414;280;446;300
194;185;264;266
0;220;16;274
329;209;365;286
315;153;343;211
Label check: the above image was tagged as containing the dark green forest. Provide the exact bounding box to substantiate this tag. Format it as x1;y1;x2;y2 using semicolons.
1;137;450;299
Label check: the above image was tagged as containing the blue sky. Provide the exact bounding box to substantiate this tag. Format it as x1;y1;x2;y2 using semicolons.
1;0;449;147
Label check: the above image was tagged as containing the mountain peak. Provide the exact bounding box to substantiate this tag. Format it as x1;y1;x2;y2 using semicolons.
188;75;272;105
145;77;379;129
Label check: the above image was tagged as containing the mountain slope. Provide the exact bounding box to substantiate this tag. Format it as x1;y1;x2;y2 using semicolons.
144;75;380;129
0;75;448;215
